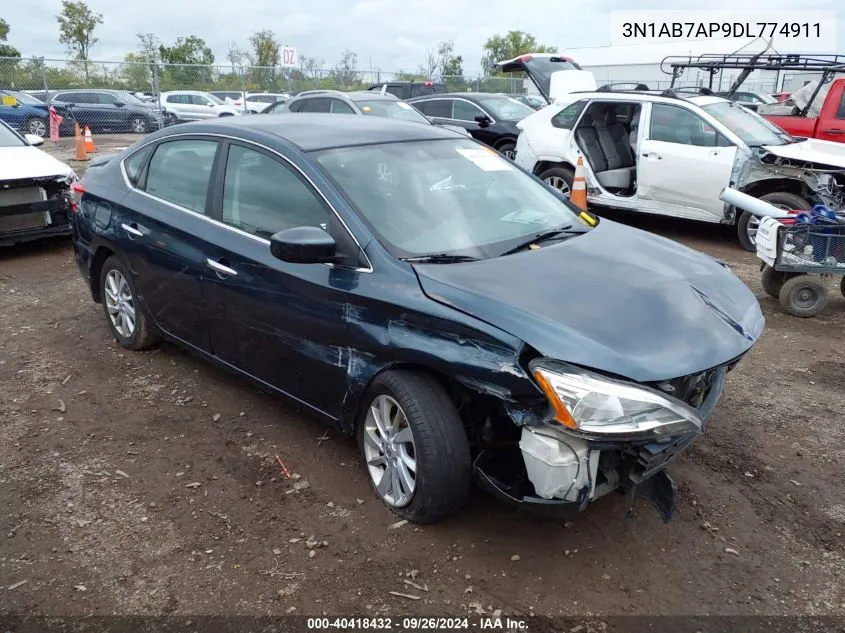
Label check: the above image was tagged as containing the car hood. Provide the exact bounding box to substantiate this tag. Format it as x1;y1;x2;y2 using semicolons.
761;138;845;169
0;146;74;181
412;220;764;383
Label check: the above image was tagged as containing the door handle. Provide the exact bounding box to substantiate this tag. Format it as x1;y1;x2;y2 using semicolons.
642;153;661;160
120;223;143;237
206;258;238;277
822;129;844;135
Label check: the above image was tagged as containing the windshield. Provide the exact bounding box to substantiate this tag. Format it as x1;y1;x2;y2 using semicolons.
115;91;147;106
476;96;535;121
6;91;42;105
0;123;25;147
314;139;587;260
702;101;793;146
355;99;430;124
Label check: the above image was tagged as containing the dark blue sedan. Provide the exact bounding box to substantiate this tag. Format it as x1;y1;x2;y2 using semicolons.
0;90;74;137
71;115;764;524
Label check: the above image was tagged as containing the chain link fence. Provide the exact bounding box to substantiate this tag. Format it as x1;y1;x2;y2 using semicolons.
0;56;530;137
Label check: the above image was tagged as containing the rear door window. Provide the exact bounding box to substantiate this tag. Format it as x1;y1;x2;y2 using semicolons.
144;139;218;213
414;99;451;118
300;98;331;113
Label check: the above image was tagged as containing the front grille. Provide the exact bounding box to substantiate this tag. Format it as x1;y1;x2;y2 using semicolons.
651;365;728;422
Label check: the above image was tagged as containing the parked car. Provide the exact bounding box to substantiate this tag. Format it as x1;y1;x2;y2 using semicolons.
0;89;74;137
159;91;242;122
757;78;845;143
715;90;778;112
264;89;470;136
0;120;75;246
209;91;245;102
49;89;168;134
408;92;535;158
70;114;764;523
232;92;290;113
367;80;447;100
500;53;845;251
511;93;547;110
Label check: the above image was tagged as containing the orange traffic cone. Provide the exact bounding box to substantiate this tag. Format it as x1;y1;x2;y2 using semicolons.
74;123;89;161
83;126;96;153
570;155;587;211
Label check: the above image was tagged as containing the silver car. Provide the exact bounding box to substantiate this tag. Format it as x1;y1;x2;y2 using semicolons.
159;91;242;122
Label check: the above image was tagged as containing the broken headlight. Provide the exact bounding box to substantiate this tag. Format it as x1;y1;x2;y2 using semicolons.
531;360;703;441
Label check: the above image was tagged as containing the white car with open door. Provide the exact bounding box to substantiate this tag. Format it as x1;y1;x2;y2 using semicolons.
501;54;845;251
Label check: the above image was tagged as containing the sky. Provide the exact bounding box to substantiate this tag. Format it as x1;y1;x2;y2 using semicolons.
3;0;843;75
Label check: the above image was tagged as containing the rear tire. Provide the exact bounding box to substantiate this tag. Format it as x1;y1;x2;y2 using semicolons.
778;275;828;318
99;256;159;350
357;370;471;524
539;166;574;196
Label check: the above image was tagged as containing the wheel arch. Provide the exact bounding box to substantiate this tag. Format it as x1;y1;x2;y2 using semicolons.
739;177;815;204
532;159;576;177
89;245;116;303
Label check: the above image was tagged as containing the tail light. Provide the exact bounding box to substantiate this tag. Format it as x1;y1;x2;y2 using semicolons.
517;54;534;63
234;99;243;106
70;181;84;212
424;81;433;86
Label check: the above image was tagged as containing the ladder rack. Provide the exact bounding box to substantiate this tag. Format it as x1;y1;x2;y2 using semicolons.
660;53;845;115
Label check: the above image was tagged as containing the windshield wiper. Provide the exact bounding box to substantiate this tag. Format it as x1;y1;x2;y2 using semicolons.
402;254;480;264
500;225;580;256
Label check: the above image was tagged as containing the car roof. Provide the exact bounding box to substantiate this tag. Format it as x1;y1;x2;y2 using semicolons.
347;91;399;101
164;114;457;152
557;91;733;107
162;90;211;95
54;88;122;94
410;92;507;100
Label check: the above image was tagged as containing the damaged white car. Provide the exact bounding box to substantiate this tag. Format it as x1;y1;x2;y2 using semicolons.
502;54;845;250
0;120;76;247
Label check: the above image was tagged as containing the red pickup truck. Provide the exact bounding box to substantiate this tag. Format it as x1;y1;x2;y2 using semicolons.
763;77;845;143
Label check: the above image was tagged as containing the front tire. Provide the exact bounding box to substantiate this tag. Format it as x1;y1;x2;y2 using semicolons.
357;370;471;523
25;117;48;137
130;116;149;134
778;275;828;318
737;191;812;251
99;256;159;350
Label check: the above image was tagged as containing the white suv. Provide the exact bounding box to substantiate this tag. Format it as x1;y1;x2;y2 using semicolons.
501;54;845;250
159;91;242;121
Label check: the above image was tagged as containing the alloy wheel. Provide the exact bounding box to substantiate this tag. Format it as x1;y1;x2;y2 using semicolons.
362;395;417;508
131;117;148;134
104;269;136;338
545;175;571;195
28;118;48;137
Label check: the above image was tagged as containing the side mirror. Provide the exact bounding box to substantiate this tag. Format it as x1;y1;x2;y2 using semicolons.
25;134;44;146
114;100;124;107
475;114;492;127
270;226;336;264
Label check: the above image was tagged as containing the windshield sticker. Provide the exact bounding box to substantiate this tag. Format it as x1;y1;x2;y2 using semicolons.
397;102;413;110
456;148;513;172
1;95;16;106
361;105;372;112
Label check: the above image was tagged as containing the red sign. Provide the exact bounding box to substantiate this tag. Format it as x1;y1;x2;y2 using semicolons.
49;106;63;142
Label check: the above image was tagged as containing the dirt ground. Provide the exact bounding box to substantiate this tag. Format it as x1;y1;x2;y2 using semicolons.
1;140;844;619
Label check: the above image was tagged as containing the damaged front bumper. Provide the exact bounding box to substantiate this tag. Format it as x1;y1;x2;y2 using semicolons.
474;364;728;522
0;178;73;246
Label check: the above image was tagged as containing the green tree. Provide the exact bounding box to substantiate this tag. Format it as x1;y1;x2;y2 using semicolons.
331;49;358;89
248;30;280;88
159;35;214;89
158;35;214;65
437;40;463;78
0;18;21;57
480;31;556;75
56;1;102;60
